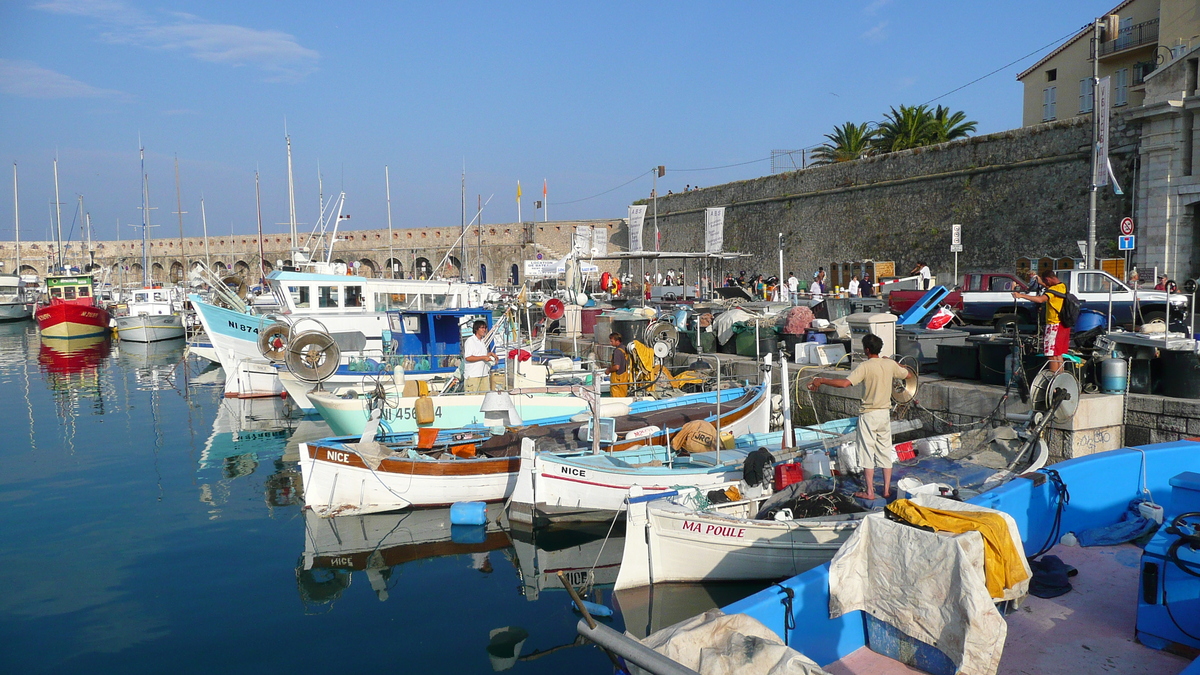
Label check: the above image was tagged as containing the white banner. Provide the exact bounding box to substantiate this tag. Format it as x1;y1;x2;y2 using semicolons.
592;226;608;256
573;225;591;255
524;260;599;277
704;207;725;253
1094;76;1111;187
628;205;647;253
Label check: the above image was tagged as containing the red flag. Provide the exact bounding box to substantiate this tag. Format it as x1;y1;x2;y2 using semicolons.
543;179;547;197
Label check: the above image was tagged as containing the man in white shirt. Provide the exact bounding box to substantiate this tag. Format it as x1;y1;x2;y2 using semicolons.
463;319;496;393
847;274;860;297
911;262;932;291
787;273;799;305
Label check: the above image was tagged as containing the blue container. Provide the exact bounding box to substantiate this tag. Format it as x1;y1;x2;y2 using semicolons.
1100;358;1128;395
450;501;488;526
805;329;828;344
1075;308;1106;332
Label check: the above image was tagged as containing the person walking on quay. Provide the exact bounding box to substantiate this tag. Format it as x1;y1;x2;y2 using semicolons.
463;319;498;393
787;272;799;305
1011;271;1070;374
860;272;874;298
847;274;861;298
807;334;913;500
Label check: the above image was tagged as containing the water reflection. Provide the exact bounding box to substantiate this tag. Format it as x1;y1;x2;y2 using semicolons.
509;523;625;602
198;395;304;516
114;337;186;391
38;336;114;448
299;505;510;610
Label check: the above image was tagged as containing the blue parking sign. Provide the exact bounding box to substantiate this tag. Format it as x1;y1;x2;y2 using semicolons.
1118;235;1135;251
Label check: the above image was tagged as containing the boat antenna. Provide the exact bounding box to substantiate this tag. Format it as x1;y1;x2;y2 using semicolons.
385;165;394;278
286;130;298;256
255;170;266;284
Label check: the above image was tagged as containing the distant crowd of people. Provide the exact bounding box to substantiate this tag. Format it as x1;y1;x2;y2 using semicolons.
718;267;876;304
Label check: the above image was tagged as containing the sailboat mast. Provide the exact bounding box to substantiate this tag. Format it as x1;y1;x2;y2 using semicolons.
255;171;266;284
77;195;84;271
84;210;92;273
385;165;394;278
141;146;151;287
174;156;187;284
200;197;211;269
12;164;20;275
286;134;297;256
53;158;63;271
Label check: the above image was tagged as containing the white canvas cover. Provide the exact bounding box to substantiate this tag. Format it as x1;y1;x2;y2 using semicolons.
827;494;1029;675
632;609;831;675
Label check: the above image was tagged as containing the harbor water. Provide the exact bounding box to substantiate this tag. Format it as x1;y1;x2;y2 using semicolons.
0;322;764;673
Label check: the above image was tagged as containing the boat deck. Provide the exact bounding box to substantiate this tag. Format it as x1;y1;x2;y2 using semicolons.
824;543;1192;675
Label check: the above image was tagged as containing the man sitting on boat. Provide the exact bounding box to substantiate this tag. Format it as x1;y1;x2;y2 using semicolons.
463;319;497;393
807;334;913;501
606;332;631;397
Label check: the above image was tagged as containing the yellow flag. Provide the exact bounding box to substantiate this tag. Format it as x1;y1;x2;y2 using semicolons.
516;180;522;201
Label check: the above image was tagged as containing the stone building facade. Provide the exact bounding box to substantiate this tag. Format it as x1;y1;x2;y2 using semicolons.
0;219;623;286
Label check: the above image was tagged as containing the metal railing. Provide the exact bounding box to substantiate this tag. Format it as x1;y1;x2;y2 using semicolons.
1133;60;1157;86
1098;18;1159;58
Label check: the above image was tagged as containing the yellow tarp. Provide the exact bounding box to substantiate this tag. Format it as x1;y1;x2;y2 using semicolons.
625;340;703;390
886;499;1029;598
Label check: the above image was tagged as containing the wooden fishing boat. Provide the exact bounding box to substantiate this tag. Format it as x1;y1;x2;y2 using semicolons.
299;383;768;517
35;274;111;339
113;287;185;342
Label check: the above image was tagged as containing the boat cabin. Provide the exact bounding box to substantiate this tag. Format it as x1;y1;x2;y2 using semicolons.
384;308;491;372
44;275;97;305
267;270;489;315
0;274;28;303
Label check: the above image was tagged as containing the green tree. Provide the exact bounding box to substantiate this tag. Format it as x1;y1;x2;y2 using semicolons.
930;105;977;143
873;104;937;152
811;121;878;165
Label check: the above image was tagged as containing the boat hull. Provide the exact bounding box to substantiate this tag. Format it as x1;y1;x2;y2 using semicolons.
36;303;111;338
0;301;34;322
299;441;520;517
115;313;186;342
616;496;863;590
309;389;593;434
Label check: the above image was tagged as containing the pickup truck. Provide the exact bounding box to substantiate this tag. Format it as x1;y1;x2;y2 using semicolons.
887;273;1028;324
888;269;1189;328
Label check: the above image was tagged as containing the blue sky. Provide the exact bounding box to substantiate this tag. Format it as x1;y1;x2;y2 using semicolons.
1;0;1115;243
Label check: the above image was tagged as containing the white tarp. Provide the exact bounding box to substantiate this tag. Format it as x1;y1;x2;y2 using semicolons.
705;207;725;253
712;308;756;346
827;494;1029;675
592;226;609;256
632;609;830;675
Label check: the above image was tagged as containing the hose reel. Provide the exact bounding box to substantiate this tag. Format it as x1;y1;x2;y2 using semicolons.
286;331;342;384
221;275;249;301
258;321;292;363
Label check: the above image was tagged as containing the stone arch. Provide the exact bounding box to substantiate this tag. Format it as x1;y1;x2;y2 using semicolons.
19;264;37;276
233;260;251;278
357;258;377;277
151;262;165;283
446;255;462;278
170;261;185;282
479;263;487;283
510;262;520;286
414;257;432;280
384;258;404;279
214;261;228;275
130;262;144;280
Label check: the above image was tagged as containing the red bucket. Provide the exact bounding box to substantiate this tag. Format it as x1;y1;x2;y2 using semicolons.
774;463;804;489
894;441;916;462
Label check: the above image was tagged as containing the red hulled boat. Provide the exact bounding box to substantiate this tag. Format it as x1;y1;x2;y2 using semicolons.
35;274;111;339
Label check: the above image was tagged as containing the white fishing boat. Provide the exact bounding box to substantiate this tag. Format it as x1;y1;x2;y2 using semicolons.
507;361;775;526
0;273;35;322
113;287;186;342
615;478;868;590
299;382;768;517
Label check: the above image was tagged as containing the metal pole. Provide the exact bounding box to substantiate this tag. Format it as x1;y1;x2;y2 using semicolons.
954;250;958;286
780;348;792;450
1087;18;1101;270
778;233;784;303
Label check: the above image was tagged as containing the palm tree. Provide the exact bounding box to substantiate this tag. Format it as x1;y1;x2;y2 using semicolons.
930;105;977;143
873;104;938;153
811;122;878;165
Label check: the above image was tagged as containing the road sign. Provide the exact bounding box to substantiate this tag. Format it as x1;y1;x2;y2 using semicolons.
1118;235;1136;251
1120;217;1135;236
950;244;963;253
951;223;962;247
1077;240;1088;259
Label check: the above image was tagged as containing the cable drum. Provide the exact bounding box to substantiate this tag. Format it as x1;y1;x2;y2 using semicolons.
258;322;292;363
286;331;342;384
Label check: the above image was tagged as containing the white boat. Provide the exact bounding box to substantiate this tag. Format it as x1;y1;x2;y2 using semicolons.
299;383;768;517
507;362;774;526
615;478;868;590
113;287;186;342
0;273;35;322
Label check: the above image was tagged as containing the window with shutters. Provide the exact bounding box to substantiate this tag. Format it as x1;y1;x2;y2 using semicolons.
1079;78;1094;113
1114;69;1129;105
1043;86;1057;121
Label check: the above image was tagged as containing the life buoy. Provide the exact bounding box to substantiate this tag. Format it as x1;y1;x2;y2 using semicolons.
601;272;612;292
